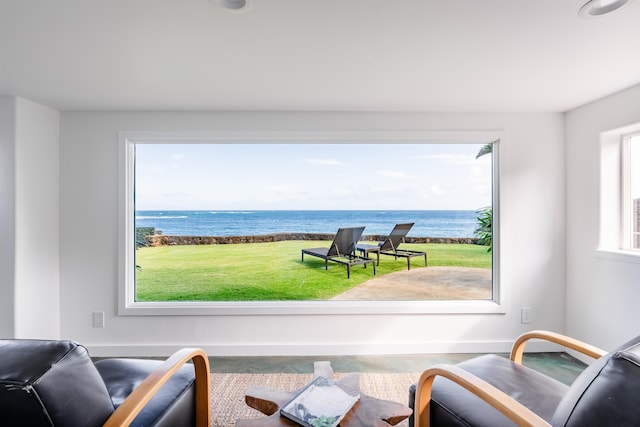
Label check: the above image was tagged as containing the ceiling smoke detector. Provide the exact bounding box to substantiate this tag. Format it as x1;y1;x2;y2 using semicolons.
579;0;632;17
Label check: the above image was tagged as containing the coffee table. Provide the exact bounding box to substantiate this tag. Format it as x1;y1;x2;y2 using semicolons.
235;361;412;427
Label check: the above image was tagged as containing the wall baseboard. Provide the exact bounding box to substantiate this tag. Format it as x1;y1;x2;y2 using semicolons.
85;339;563;358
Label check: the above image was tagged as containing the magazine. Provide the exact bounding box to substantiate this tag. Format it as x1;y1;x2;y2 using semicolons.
280;376;360;427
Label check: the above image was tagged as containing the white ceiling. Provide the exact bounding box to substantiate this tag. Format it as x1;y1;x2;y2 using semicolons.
1;0;640;112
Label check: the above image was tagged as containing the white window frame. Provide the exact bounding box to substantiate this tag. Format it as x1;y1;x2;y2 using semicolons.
118;130;503;316
597;123;640;263
621;132;640;251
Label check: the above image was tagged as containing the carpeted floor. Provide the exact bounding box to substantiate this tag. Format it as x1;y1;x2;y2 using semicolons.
211;372;420;426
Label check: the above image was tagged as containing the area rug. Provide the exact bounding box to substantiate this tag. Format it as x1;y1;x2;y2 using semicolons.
210;372;421;426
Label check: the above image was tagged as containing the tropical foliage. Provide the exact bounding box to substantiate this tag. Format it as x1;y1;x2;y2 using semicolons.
475;143;493;159
474;206;492;252
474;143;493;251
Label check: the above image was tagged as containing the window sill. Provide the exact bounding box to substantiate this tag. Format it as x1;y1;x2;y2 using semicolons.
595;249;640;264
119;299;506;316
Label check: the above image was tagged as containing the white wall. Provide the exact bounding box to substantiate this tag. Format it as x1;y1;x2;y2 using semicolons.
0;97;17;337
565;83;640;350
13;98;61;338
0;96;60;339
59;111;566;356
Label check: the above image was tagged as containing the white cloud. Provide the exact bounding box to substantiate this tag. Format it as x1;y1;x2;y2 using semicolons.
416;153;477;164
430;184;447;195
376;170;413;180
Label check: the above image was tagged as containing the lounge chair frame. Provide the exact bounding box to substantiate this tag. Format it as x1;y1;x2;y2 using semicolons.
301;227;376;278
356;222;427;270
104;348;211;427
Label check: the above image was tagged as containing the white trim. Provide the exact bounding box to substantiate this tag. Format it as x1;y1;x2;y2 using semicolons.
119;130;503;144
621;132;640;250
118;135;137;315
118;299;506;316
600;123;640;252
622;134;632;249
86;338;561;358
595;248;640;264
491;139;501;303
119;130;503;316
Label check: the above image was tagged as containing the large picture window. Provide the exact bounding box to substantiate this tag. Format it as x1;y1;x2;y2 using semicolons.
119;132;501;315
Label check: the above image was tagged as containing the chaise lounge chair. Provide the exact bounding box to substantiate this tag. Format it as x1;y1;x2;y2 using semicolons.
356;222;427;270
301;226;376;278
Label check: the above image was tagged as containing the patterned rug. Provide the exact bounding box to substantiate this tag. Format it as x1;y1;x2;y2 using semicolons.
210;372;420;426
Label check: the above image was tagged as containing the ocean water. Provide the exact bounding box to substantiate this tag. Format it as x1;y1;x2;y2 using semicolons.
135;210;479;238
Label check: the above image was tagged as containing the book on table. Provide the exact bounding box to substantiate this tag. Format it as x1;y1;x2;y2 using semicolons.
280;376;360;427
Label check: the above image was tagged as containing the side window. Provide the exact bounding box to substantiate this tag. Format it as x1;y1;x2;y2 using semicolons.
622;133;640;250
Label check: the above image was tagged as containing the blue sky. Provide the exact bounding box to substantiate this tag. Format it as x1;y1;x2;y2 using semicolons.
135;143;492;210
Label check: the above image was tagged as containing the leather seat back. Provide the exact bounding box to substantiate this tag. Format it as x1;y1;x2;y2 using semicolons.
0;339;115;427
551;334;640;426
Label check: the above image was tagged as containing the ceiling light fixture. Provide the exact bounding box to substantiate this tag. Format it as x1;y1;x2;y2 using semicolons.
578;0;632;17
217;0;248;10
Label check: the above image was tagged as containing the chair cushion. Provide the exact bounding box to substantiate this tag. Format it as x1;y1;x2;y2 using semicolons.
0;339;115;427
95;358;196;427
409;354;569;427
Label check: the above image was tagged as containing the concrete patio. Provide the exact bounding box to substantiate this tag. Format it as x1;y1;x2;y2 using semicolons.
331;266;492;300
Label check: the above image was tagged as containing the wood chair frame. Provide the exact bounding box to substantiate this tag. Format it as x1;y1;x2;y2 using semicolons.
103;348;211;427
414;330;607;427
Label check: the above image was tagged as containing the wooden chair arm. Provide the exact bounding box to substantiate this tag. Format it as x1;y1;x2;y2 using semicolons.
103;348;210;427
414;365;550;427
510;330;607;364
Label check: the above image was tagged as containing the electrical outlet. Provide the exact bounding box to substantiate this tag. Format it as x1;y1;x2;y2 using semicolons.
92;311;105;328
521;307;532;324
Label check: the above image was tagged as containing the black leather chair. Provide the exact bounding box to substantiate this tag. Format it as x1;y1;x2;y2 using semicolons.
0;339;210;427
409;330;640;426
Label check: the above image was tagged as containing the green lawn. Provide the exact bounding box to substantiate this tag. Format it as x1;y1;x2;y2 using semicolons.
135;241;491;302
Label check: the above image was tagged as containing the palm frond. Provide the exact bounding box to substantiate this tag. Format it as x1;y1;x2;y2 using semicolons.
475;143;493;159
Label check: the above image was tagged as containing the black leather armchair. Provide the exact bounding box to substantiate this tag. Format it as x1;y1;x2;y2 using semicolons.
410;330;640;427
0;339;210;427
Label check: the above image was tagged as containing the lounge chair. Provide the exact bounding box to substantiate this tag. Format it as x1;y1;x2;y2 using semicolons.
301;226;376;278
0;339;211;427
356;222;427;270
409;330;640;427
